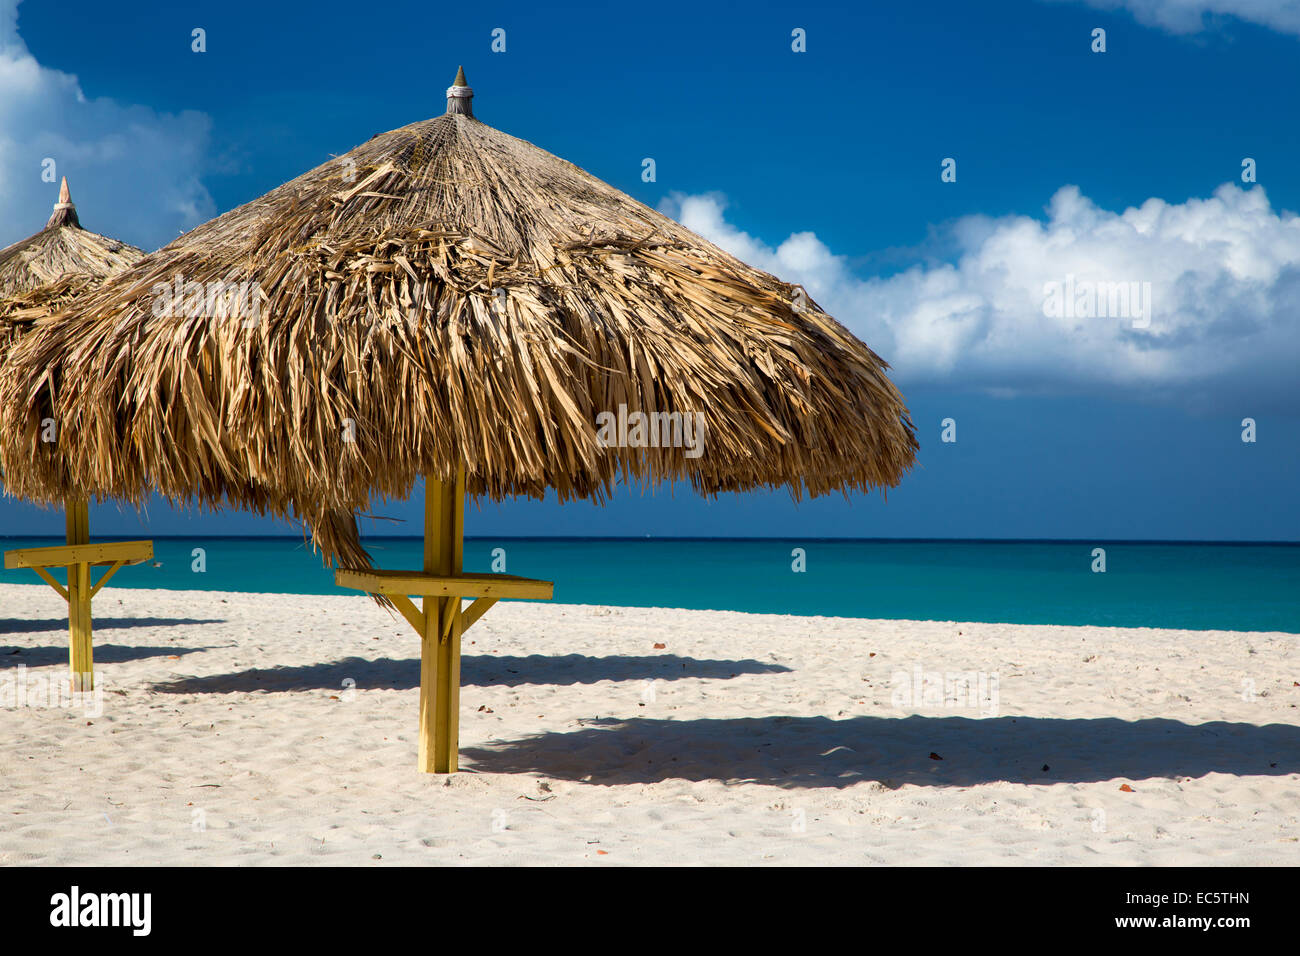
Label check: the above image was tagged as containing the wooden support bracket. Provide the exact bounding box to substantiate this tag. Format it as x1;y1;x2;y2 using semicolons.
332;469;553;773
3;518;153;691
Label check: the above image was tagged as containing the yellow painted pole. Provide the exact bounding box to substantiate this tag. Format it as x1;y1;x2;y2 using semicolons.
418;466;465;773
65;498;92;692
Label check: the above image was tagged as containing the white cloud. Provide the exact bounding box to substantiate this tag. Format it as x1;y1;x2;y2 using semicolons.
0;0;214;251
661;184;1300;404
1048;0;1300;37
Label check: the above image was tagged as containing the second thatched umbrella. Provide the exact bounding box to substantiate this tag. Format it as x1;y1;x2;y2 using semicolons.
0;70;917;769
0;177;144;350
0;178;152;691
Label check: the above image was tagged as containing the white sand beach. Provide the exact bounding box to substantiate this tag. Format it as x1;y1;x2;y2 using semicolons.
1;582;1297;866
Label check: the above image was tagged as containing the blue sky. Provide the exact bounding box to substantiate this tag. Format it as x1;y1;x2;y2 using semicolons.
1;0;1297;540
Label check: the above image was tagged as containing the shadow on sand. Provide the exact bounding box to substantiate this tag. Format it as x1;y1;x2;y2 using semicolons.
460;714;1300;787
2;644;211;667
147;653;790;693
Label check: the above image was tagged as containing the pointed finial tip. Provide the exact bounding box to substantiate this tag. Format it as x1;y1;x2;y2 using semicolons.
446;66;474;115
46;174;78;227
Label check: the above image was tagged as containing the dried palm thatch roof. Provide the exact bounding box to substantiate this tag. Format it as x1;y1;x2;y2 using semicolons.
0;179;144;354
0;70;917;568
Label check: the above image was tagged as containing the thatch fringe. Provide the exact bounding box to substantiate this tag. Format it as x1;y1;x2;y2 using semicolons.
1;272;106;355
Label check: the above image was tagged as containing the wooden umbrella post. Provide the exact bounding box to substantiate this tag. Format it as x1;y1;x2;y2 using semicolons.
420;467;465;773
65;498;92;691
4;502;152;693
335;462;553;774
0;178;150;696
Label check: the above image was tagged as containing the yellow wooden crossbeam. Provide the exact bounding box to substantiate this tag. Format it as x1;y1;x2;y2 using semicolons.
335;568;553;600
8;556;134;603
4;539;153;571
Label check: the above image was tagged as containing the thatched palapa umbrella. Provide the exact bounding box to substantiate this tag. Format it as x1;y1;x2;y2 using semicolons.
0;70;917;770
0;178;144;349
0;179;152;691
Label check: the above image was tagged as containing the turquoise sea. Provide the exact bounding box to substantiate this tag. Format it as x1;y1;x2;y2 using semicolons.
1;537;1297;633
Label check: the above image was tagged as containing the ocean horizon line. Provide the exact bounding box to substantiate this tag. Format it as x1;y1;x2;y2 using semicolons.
2;534;1298;546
